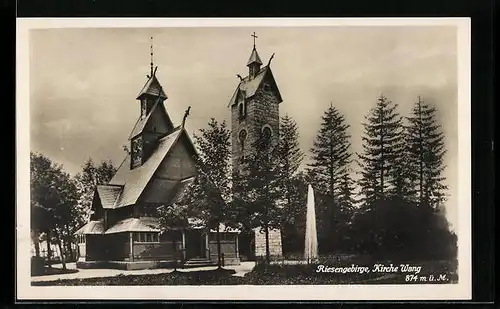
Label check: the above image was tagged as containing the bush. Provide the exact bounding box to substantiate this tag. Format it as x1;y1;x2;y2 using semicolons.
31;256;45;276
350;197;458;261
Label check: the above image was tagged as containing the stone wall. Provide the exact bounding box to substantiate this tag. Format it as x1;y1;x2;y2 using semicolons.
231;85;281;173
254;227;283;259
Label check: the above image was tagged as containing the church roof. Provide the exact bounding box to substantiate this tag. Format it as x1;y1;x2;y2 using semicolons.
105;217;161;234
227;65;282;107
96;185;124;209
74;220;104;235
107;126;185;208
136;75;167;100
128;97;174;140
247;47;263;66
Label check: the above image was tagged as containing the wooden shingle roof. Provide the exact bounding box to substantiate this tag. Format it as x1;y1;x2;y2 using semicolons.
247;47;263;66
74;220;104;235
105;217;161;234
96;185;123;209
227;65;282;107
128;97;174;140
136;75;167;100
107;126;184;208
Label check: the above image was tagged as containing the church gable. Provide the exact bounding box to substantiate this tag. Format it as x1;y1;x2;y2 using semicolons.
154;132;197;181
129;100;174;141
144;103;173;136
138;131;197;204
227;66;282;107
261;68;283;103
108;127;183;208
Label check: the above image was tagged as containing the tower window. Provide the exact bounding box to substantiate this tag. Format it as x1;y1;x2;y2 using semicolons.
261;125;272;144
239;129;247;143
238;101;246;120
262;126;272;139
239;129;247;151
131;137;142;168
141;99;147;119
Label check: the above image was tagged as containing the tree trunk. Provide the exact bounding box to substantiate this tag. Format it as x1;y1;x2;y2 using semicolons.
265;223;270;265
32;230;40;257
55;230;67;270
46;230;52;268
216;223;222;269
65;239;73;262
64;224;74;261
172;233;178;272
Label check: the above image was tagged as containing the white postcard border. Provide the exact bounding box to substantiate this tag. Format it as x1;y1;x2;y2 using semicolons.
16;17;471;301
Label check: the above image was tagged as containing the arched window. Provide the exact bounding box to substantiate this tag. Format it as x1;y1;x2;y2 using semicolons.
238;101;246;120
261;125;272;144
239;129;247;151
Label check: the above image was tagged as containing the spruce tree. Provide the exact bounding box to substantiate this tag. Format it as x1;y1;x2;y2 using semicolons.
233;130;281;264
308;104;352;199
337;172;356;223
357;95;404;207
308;104;352;253
276;115;305;253
277;115;305;201
405;97;448;208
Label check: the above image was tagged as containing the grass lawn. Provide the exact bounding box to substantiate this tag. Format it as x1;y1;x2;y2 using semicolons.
31;266;79;277
31;258;457;286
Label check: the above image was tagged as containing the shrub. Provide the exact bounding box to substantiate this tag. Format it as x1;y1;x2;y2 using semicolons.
31;256;46;276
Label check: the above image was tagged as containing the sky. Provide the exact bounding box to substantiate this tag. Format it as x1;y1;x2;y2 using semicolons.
29;26;458;230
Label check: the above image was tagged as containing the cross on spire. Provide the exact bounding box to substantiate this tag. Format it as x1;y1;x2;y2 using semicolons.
251;32;258;48
150;36;154;76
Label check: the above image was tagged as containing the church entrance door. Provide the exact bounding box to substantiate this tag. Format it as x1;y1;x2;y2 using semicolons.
185;230;206;259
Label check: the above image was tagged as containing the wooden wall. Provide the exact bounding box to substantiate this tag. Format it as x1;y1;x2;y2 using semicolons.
155;138;196;181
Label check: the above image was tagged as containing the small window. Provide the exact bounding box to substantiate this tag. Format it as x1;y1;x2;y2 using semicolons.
239;129;247;149
135;232;159;243
238;101;246;120
262;126;272;140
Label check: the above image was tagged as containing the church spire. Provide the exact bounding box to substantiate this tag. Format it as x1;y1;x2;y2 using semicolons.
247;32;263;79
150;36;154;77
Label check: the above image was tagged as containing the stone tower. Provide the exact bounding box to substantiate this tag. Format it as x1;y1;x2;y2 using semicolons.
228;33;283;259
228;36;283;173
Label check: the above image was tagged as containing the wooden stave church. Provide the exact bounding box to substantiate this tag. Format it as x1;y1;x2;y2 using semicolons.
74;38;284;270
74;66;243;269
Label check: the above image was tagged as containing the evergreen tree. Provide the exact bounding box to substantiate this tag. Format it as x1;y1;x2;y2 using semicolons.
308;104;352;198
405;97;448;208
276;115;306;253
357;95;404;206
337;172;356;224
307;104;352;252
166;118;233;268
233;130;281;264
